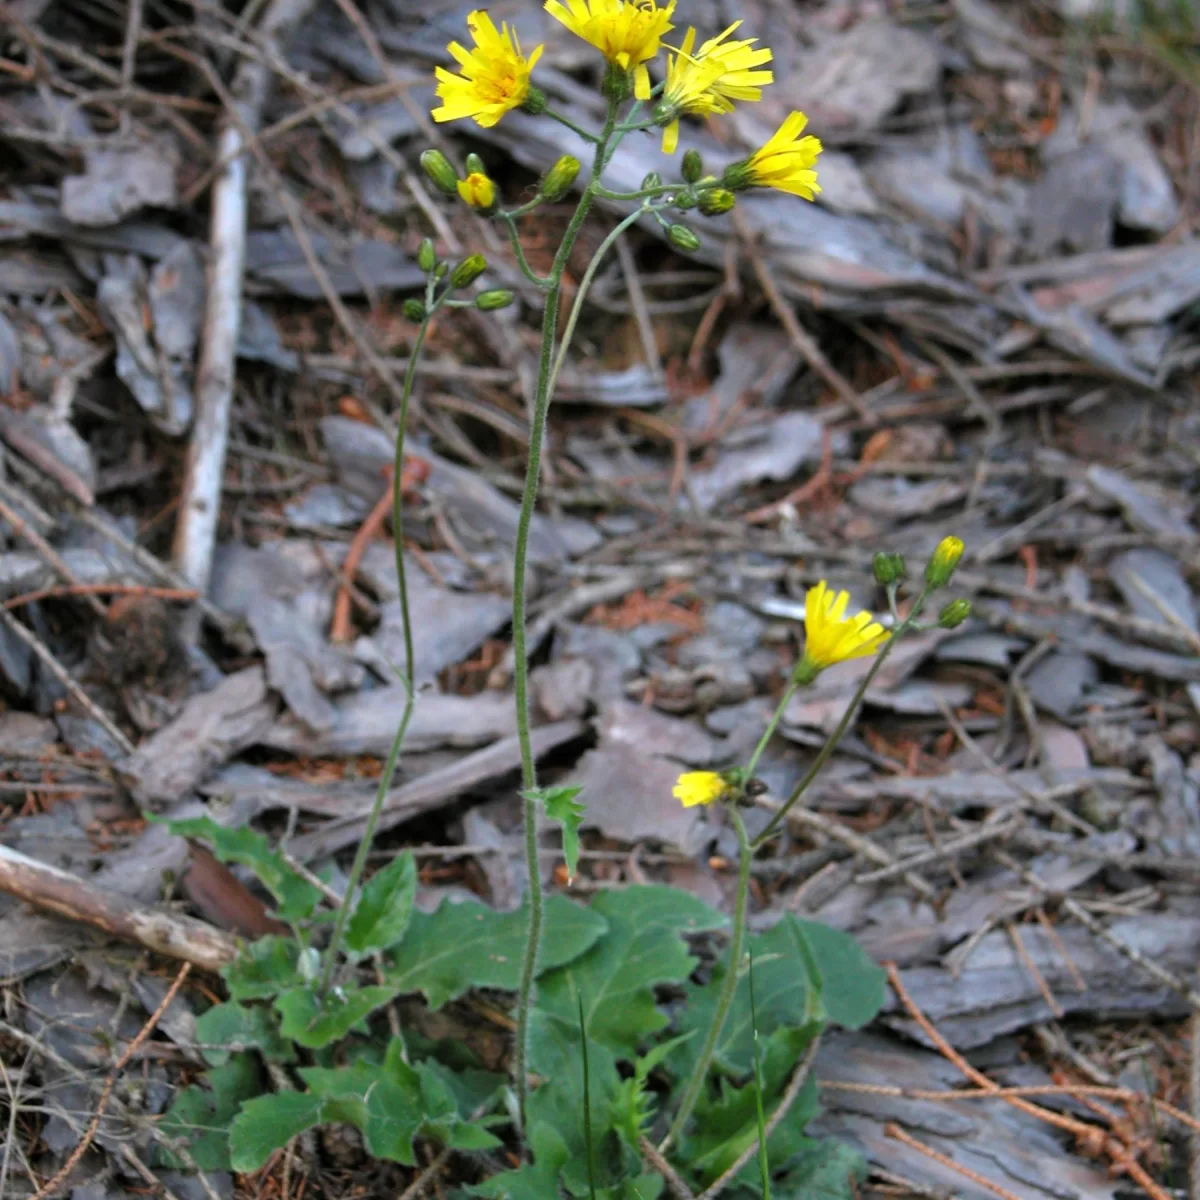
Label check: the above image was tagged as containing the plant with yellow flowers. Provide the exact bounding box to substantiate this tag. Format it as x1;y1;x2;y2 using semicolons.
418;0;825;1137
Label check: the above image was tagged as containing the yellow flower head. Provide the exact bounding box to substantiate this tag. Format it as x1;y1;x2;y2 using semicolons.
925;536;964;589
433;10;543;129
673;770;727;808
456;171;497;210
545;0;675;100
723;111;822;200
796;581;888;681
658;23;773;154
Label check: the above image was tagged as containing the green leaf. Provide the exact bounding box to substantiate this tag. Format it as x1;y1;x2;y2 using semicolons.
681;1028;820;1189
672;916;825;1081
597;1178;664;1200
527;1009;639;1195
345;850;417;956
415;1058;504;1152
386;894;607;1009
158;1054;262;1171
539;886;724;1057
195;1001;294;1066
229;1092;328;1172
464;1121;570;1198
612;1034;695;1151
163;816;322;921
793;919;886;1030
223;935;309;1002
527;784;587;881
274;984;398;1049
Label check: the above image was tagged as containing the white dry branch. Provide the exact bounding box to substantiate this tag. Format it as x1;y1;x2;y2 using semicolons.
172;0;316;600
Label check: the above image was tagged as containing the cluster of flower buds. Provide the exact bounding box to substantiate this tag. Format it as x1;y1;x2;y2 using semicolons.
402;235;514;323
875;537;970;630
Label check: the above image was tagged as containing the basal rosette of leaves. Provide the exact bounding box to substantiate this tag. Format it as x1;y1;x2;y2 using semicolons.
157;813;885;1195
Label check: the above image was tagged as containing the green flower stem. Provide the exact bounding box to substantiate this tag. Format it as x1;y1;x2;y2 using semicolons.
544;106;600;144
752;588;930;850
499;212;551;289
545;204;654;405
594;182;679;202
512;97;620;1131
743;679;799;783
318;295;444;997
663;807;753;1152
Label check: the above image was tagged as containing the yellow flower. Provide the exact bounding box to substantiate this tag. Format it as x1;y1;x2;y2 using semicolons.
723;111;822;200
925;536;964;589
658;23;773;154
796;581;888;681
456;171;496;210
433;10;543;129
673;770;727;808
545;0;675;100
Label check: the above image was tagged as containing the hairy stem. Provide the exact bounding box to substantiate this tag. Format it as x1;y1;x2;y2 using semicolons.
512;99;619;1130
663;808;753;1151
318;310;433;996
743;679;798;783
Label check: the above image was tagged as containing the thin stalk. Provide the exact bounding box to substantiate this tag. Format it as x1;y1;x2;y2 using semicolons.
545;204;651;404
512;97;619;1130
545;106;599;143
500;211;552;288
579;988;597;1200
748;949;770;1199
663;809;753;1151
743;679;798;783
318;306;436;996
752;588;929;850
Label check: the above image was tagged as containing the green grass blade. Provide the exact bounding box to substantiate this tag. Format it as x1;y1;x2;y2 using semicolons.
748;948;770;1199
578;987;597;1200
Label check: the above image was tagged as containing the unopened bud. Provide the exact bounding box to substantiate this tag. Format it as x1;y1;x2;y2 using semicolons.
540;155;580;202
641;171;662;191
476;289;514;311
417;238;436;273
681;149;703;183
434;261;449;280
925;536;965;589
697;188;736;216
937;598;972;629
522;85;547;115
402;298;426;322
873;552;906;588
450;253;487;288
420;148;458;195
464;152;487;178
666;224;700;253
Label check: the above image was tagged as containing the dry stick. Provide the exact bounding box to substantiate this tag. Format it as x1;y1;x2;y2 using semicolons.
1192;996;1200;1200
756;798;936;899
1005;920;1064;1018
172;0;316;603
0;844;237;971
4;584;198;611
614;230;663;378
0;610;133;754
639;1137;696;1200
883;1123;1025;1200
854;814;1022;884
823;1080;1200;1134
33;963;192;1200
696;1034;822;1200
0;497;106;618
887;964;1173;1200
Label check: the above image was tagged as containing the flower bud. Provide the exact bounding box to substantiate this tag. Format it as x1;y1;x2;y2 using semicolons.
420;148;458;195
674;192;697;210
434;261;448;280
476;289;514;311
666;224;700;253
402;298;426;322
641;170;662;191
522;85;547;115
873;552;906;588
540;155;580;202
925;536;965;590
681;149;703;184
697;188;736;216
456;172;497;214
464;152;487;178
450;253;487;289
417;238;436;273
937;598;972;629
